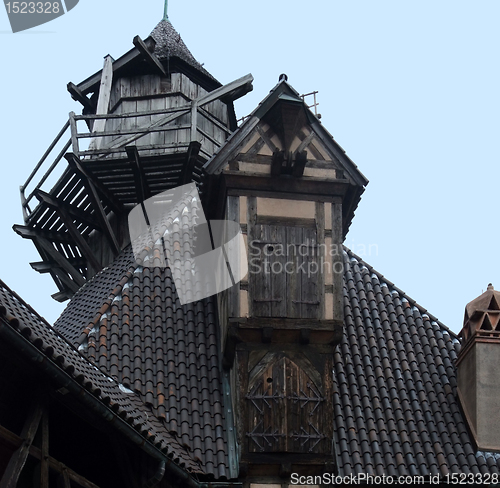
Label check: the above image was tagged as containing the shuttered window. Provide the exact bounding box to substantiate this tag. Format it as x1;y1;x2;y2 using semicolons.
249;223;320;318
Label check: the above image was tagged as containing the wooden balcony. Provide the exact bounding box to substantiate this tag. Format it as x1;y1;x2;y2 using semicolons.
16;108;220;302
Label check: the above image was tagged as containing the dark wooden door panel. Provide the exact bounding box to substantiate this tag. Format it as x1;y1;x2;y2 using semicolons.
246;356;327;454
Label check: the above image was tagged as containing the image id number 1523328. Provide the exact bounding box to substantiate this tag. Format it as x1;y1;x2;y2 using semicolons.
5;2;60;13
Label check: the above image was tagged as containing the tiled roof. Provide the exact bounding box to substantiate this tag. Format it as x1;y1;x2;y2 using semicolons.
0;279;201;475
336;249;500;476
55;245;231;480
54;248;135;344
150;20;219;84
52;243;500;478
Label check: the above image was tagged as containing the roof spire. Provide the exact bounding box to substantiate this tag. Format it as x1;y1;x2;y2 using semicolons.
163;0;169;20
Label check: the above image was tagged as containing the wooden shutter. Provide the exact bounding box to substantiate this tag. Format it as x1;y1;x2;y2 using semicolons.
286;226;320;318
250;223;320;318
246;356;327;454
251;224;287;317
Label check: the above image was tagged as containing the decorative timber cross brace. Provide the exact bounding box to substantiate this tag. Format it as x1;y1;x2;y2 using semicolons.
245;359;327;454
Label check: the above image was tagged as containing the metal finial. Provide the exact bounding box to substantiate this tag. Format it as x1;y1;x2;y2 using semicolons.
163;0;169;20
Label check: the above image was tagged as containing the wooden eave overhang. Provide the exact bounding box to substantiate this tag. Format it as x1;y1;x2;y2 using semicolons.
69;36;222;102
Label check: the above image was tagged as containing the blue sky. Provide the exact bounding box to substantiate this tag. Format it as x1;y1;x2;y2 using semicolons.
1;0;499;333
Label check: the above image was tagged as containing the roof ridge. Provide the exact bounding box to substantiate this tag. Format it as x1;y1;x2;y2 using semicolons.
0;279;96;356
0;279;137;390
343;246;458;338
0;278;52;328
76;265;137;346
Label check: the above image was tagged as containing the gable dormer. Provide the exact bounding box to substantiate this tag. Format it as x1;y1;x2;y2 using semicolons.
204;77;368;339
203;77;368;478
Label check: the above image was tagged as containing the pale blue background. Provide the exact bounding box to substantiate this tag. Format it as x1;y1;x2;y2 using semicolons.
1;0;498;333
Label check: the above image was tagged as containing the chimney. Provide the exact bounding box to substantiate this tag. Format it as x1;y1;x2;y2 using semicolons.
457;284;500;452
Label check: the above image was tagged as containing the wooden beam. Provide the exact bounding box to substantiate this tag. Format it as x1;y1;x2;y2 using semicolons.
50;268;81;296
0;423;100;488
34;191;102;272
75;46;141;95
50;204;102;273
181;141;201;184
53;459;99;488
294;131;315;156
76;123;192;140
143;36;156;52
309;119;369;188
292;150;308;177
133;35;166;76
69;112;80;155
51;291;72;302
89;55;114;152
196;73;253;107
230;317;343;330
0;403;43;488
256;124;278;153
331;203;343;324
13;225;74;245
191;102;198;142
203;116;260;175
30;258;86;274
126;146;151;202
65;155;120;256
0;424;21;449
35;236;85;289
224;173;351;198
58;470;71;488
67;82;95;112
65;153;124;216
28;240;69;299
40;406;49;488
14;225;83;294
222;325;242;370
35;190;101;231
198;107;231;136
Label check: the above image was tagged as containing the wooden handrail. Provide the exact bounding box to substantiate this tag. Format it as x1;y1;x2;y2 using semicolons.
21;120;70;192
23;139;72;220
76;124;191;140
74;105;189;121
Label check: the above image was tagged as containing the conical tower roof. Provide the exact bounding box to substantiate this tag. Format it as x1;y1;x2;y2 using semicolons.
150;19;218;83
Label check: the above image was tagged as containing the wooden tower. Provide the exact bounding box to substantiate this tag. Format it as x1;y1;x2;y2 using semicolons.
15;18;252;302
203;77;368;480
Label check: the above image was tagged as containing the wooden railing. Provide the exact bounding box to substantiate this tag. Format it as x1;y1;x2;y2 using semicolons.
20;120;71;222
20;105;231;223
